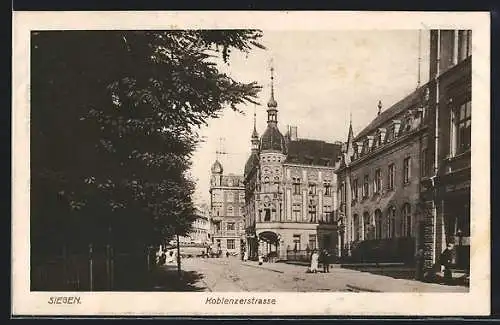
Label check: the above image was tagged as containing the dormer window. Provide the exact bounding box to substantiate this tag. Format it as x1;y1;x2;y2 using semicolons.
355;142;363;156
367;136;374;150
392;120;402;137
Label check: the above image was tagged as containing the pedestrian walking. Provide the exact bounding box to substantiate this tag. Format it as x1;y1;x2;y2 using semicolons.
321;249;331;273
243;250;248;262
440;242;455;284
309;249;319;273
258;254;263;265
226;251;230;258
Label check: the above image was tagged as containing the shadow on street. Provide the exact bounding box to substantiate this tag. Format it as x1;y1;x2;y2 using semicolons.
149;265;207;292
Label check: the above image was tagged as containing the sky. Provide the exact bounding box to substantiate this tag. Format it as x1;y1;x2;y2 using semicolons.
190;30;430;205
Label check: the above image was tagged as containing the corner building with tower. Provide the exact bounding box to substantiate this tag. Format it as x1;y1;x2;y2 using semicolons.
209;161;246;257
243;68;343;262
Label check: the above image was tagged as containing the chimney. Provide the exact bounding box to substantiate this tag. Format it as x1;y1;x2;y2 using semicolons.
289;126;298;141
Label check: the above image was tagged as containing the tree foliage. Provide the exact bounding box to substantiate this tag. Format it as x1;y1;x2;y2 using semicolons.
31;30;264;256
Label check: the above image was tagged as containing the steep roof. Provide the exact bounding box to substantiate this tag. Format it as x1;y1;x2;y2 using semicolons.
354;83;430;141
284;139;342;167
260;125;286;153
244;151;259;178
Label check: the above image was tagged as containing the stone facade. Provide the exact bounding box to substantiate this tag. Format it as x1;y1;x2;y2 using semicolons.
243;68;342;261
335;84;431;263
420;29;471;271
179;203;211;245
209;162;246;256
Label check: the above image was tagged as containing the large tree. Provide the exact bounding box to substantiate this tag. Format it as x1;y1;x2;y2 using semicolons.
31;30;265;259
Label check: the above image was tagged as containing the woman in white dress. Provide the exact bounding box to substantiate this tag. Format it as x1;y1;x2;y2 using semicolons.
310;250;319;273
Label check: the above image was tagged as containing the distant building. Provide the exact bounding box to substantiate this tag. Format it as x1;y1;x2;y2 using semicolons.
209;162;246;256
176;203;211;247
420;29;471;272
243;67;342;261
334;86;430;263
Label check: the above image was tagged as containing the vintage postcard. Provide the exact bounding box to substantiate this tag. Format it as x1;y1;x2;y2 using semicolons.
12;11;490;316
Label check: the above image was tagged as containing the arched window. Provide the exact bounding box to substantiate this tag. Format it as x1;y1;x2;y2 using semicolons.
387;206;397;238
402;203;412;238
363;212;371;240
375;209;383;239
353;214;360;241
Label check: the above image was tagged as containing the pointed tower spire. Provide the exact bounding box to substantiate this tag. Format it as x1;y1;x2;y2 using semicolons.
266;61;279;126
251;105;259;139
251;105;259;152
344;112;354;163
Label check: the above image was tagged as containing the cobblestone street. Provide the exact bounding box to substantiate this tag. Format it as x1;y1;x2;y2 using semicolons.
159;258;468;293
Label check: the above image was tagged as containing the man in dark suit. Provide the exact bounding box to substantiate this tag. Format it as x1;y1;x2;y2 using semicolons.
321;249;331;273
440;242;455;284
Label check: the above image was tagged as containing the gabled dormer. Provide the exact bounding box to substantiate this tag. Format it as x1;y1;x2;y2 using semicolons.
377;128;386;147
355;142;363;157
367;135;374;151
392;120;401;139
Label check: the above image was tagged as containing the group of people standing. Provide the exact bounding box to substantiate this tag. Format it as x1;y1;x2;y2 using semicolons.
309;249;331;273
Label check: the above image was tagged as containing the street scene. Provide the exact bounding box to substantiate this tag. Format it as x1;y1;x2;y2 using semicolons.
30;28;471;293
150;257;467;293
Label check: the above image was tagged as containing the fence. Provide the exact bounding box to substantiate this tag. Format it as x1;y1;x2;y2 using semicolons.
31;244;153;291
348;237;416;264
286;250;311;262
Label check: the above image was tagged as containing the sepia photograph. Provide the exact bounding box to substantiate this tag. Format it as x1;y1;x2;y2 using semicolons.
12;11;490;316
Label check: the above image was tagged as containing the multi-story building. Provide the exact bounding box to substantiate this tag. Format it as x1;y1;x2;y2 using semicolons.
243;67;342;261
334;86;431;263
209;162;246;257
420;29;471;272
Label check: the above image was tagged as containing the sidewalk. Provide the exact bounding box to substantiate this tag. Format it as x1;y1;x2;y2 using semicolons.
242;261;468;293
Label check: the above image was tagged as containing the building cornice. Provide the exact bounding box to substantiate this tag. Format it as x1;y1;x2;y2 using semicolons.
282;162;336;170
336;125;428;173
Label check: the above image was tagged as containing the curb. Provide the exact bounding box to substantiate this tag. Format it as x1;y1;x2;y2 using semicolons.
345;284;382;292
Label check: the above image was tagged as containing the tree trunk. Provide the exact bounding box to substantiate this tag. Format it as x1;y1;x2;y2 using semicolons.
176;234;181;278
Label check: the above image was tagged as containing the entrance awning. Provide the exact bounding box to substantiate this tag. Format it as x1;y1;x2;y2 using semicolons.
258;231;279;243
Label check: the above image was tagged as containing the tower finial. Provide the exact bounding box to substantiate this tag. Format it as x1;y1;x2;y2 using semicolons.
377;100;382;116
267;60;278;109
253;105;257;130
271;64;275;98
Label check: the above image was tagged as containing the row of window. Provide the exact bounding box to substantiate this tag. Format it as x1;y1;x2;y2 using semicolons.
214;239;236;250
212;208;244;217
352;204;412;241
290;234;323;251
291;203;332;223
292;178;332;196
212;191;245;203
214;221;243;232
261;155;283;163
339;158;412;203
